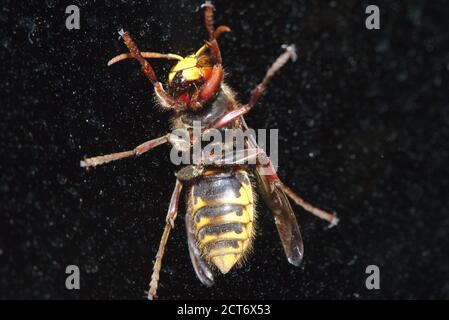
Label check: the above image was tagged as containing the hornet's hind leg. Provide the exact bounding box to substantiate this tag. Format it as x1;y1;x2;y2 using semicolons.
147;179;183;299
214;134;339;227
259;154;338;227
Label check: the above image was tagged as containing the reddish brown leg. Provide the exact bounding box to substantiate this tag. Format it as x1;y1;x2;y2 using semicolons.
258;152;338;227
210;145;338;226
148;179;183;300
195;1;226;104
212;45;297;129
107;51;183;66
211;148;261;166
209;144;337;225
80;134;169;168
202;1;216;41
274;181;339;227
201;1;222;62
118;30;183;109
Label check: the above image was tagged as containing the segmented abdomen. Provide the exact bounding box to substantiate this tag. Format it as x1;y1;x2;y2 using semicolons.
188;168;255;274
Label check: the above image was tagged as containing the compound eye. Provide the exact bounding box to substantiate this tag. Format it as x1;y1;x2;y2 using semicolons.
168;71;187;92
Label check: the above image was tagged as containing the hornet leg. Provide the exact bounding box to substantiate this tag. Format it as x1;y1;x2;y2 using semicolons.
148;179;183;299
259;151;339;227
208;146;337;225
194;2;230;104
211;45;297;129
275;180;339;227
211;148;337;225
237;126;339;227
118;30;182;109
80;134;169;168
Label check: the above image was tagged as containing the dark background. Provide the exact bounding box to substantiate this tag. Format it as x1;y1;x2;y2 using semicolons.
1;0;448;299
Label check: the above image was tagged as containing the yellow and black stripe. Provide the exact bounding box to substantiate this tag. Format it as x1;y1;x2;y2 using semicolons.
188;168;255;274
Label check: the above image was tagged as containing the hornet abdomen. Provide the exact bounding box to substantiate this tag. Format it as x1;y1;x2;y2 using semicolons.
187;168;255;274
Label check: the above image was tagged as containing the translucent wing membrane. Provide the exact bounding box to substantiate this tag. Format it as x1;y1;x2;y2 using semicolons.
185;215;215;287
256;173;304;266
242;118;304;266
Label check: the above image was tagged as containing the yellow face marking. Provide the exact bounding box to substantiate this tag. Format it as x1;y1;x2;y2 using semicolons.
170;55;197;72
181;67;201;82
168;55;202;84
167;50;213;85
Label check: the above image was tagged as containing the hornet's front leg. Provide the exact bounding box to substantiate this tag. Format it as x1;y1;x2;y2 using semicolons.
118;30;184;110
194;1;229;104
211;45;297;129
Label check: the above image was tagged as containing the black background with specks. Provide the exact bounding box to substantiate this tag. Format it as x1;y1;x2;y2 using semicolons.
1;0;448;299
